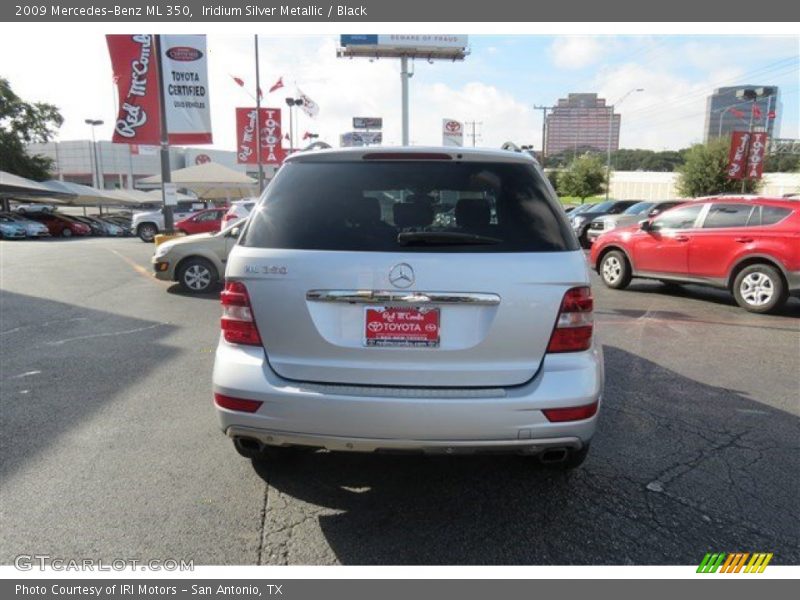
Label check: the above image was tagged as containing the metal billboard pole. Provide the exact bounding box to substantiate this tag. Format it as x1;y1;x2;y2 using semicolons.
400;56;410;145
254;35;264;194
154;34;173;233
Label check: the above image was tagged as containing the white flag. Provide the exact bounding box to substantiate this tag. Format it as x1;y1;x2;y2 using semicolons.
297;88;319;118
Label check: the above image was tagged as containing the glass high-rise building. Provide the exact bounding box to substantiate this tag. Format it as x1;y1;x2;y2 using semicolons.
704;86;780;142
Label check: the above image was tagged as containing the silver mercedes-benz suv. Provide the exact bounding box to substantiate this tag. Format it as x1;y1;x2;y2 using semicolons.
212;146;604;469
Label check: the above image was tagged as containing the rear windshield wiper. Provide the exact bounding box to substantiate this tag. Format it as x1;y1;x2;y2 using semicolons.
397;231;502;246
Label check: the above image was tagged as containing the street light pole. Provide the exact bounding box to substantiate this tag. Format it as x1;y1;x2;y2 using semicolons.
605;88;643;201
84;119;104;189
400;56;410;145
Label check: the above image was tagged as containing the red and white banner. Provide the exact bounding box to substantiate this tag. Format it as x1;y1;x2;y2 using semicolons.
108;35;162;145
108;34;213;146
235;107;285;165
159;34;213;144
745;132;768;180
726;131;750;180
727;131;769;181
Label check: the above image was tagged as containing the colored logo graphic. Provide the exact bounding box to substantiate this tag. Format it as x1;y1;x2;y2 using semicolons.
697;552;773;573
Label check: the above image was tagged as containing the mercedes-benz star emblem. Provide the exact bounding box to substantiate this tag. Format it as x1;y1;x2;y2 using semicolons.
388;263;415;289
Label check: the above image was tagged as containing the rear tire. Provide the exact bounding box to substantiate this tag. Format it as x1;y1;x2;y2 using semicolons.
732;264;787;314
600;250;631;289
137;223;158;243
177;258;218;293
61;227;72;238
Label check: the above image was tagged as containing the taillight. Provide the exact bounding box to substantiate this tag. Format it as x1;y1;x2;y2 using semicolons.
214;393;262;413
542;401;599;422
547;286;593;353
220;281;261;346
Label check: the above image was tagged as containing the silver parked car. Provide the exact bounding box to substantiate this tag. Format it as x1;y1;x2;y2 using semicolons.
212;146;604;469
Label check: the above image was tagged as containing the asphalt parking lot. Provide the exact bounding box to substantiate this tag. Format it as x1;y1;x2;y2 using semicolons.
1;236;798;566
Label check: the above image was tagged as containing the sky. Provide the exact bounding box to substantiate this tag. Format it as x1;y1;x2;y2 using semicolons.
1;33;798;152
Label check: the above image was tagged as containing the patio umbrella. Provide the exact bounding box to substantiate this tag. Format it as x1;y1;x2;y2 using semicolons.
138;162;257;200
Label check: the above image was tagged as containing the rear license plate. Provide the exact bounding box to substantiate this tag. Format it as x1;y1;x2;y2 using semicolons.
364;306;440;348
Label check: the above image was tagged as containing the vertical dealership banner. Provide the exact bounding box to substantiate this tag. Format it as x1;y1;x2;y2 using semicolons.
107;35;162;145
726;131;750;180
745;132;768;180
160;34;213;144
109;34;213;146
236;108;285;164
443;119;464;146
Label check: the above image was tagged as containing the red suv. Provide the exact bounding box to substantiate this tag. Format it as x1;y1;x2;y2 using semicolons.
175;208;226;236
590;197;800;313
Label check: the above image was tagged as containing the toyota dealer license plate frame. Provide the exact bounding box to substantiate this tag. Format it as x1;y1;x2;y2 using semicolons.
364;306;441;348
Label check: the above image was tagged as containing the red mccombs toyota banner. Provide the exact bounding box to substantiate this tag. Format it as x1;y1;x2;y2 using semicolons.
726;130;769;181
107;34;213;146
236;107;285;165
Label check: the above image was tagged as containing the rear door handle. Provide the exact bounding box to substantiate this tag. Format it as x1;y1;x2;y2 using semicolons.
735;237;754;243
674;235;689;242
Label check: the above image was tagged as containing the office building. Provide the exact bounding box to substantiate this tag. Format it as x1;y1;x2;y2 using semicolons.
704;86;780;142
545;93;620;156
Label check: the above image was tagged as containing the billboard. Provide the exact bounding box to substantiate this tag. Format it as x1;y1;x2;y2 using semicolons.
341;35;468;50
353;117;383;130
442;119;464;147
339;35;468;59
745;132;768;180
236;107;285;165
340;131;383;147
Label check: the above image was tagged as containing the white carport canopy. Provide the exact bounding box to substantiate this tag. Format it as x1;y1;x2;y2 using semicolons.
138;162;257;200
0;171;72;202
41;180;127;206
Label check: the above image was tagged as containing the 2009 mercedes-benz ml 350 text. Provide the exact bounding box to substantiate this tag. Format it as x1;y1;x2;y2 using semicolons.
212;146;604;469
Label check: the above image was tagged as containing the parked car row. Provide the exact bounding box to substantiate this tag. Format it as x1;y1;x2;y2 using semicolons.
590;196;800;313
0;211;134;239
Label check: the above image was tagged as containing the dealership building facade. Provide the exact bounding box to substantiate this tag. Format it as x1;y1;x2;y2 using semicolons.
26;140;272;190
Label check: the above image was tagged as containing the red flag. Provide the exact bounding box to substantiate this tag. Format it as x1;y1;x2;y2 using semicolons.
752;104;762;118
302;131;311;140
730;108;745;118
231;75;245;87
258;87;264;99
284;133;290;140
768;111;776;119
269;77;284;93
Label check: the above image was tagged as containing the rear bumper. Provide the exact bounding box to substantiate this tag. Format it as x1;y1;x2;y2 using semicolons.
212;340;604;452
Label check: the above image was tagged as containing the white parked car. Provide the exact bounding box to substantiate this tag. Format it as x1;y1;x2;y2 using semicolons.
222;199;257;227
212;146;604;469
14;203;57;214
131;203;206;242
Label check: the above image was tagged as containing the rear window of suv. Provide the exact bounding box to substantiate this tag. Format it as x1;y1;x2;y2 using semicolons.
241;160;577;252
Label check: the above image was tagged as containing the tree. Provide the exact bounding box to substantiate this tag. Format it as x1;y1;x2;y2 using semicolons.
0;77;63;180
763;152;800;173
676;138;760;197
557;154;607;202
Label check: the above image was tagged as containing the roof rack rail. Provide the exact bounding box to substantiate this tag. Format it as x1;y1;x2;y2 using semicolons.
302;141;332;151
501;142;521;152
